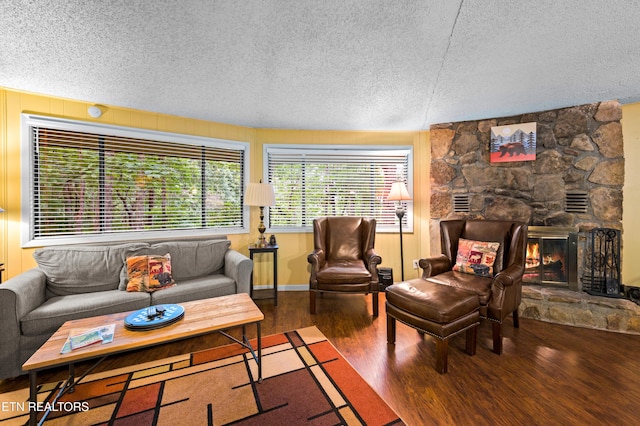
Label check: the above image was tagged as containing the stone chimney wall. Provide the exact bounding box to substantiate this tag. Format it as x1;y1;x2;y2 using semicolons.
429;100;624;255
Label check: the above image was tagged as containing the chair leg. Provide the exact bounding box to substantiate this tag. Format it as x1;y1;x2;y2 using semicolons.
513;308;520;328
372;292;379;317
465;326;477;356
435;338;448;374
492;322;503;355
310;291;316;314
387;315;396;344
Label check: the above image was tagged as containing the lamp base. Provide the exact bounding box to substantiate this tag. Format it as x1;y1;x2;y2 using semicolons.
257;206;267;247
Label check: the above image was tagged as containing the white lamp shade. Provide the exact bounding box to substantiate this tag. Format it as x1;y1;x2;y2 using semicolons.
244;182;276;206
387;181;411;201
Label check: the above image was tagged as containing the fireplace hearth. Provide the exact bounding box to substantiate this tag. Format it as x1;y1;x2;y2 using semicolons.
524;226;579;290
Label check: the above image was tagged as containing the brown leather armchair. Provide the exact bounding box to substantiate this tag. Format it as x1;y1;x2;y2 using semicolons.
308;216;382;316
419;219;528;354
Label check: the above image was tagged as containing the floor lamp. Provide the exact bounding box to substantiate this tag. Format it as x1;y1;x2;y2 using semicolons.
387;181;411;281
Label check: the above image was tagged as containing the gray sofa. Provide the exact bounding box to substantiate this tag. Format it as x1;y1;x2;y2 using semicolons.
0;238;252;380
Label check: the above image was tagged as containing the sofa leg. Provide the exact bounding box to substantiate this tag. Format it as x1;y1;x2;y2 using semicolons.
465;325;477;356
372;292;379;317
435;338;448;374
387;315;396;344
310;291;316;314
492;322;503;355
513;309;520;328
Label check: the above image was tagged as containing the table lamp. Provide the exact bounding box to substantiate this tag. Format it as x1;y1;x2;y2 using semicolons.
244;181;276;247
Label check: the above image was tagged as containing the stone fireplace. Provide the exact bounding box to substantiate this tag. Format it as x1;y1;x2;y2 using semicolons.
429;100;640;334
429;100;624;285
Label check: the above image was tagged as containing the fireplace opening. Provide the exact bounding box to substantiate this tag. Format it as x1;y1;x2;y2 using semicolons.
523;226;578;289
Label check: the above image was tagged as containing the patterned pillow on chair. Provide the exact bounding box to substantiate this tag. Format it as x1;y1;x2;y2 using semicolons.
452;238;501;277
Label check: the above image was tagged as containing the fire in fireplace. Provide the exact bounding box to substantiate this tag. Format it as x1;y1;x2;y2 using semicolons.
523;226;578;289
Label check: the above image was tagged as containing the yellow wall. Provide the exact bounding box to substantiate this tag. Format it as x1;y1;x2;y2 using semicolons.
0;88;257;279
2;87;636;288
252;129;430;286
0;88;428;286
621;103;640;287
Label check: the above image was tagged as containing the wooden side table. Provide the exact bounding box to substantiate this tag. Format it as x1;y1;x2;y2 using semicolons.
249;245;278;305
0;263;4;283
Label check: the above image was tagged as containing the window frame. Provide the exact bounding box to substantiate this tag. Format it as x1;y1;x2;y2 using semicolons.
263;143;413;233
20;114;250;247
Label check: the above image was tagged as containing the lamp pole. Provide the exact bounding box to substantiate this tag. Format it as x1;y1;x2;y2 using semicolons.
387;181;411;283
396;205;405;281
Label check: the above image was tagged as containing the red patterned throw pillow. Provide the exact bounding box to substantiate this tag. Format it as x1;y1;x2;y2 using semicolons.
147;254;176;291
452;238;500;277
126;254;175;292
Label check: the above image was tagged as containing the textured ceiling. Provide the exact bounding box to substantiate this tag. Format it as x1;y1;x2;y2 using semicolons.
1;0;639;131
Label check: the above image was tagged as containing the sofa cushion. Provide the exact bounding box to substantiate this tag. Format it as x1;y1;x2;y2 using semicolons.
21;290;150;336
317;260;371;284
119;239;230;289
425;271;493;305
149;274;236;305
34;243;148;296
149;240;230;280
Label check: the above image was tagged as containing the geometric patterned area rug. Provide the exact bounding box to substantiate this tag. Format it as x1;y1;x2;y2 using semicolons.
0;326;405;425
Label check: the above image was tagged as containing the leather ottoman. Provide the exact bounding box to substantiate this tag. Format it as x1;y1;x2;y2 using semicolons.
385;279;480;373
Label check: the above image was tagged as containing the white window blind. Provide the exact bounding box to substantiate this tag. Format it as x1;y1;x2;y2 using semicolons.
265;145;413;232
22;115;247;246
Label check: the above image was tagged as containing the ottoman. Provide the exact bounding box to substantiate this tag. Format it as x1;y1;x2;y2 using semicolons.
385;279;480;374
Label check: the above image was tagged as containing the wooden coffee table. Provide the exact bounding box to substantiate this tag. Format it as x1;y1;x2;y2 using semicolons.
22;293;264;426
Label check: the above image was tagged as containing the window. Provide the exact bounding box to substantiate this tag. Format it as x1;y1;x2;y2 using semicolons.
21;114;249;247
265;144;413;232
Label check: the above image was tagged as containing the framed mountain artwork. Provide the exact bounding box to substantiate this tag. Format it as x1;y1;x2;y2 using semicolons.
490;122;536;163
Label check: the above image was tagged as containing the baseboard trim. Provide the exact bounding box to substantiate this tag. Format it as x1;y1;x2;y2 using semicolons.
252;284;309;291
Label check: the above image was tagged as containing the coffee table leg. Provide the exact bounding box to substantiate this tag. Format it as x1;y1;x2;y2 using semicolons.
29;370;37;426
68;363;76;393
257;322;262;383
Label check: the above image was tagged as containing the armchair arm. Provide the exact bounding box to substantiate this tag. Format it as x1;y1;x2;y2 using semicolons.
492;264;523;288
307;249;326;270
0;268;47;379
419;255;452;278
224;249;253;295
307;249;326;289
488;264;524;322
364;248;382;276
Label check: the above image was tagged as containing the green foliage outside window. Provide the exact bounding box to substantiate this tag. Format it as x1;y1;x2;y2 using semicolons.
32;126;244;239
267;146;411;230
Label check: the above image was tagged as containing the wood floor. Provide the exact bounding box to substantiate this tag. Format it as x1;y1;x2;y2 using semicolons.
3;291;640;425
